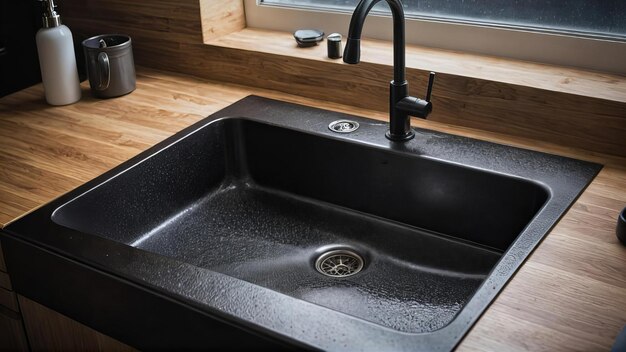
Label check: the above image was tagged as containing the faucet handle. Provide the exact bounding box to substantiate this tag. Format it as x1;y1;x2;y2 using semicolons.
396;71;435;120
426;72;436;102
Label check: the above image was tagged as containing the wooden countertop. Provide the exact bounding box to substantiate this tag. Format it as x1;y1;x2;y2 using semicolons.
1;67;625;351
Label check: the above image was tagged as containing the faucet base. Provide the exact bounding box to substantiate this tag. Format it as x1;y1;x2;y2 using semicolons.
386;129;415;141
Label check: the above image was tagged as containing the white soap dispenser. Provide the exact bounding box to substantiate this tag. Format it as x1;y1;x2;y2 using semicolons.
35;0;81;105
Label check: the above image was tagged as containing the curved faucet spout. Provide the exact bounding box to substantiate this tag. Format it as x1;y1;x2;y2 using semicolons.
343;0;435;142
343;0;406;83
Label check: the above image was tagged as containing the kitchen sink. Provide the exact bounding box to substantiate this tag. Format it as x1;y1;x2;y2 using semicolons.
53;111;545;333
3;96;601;351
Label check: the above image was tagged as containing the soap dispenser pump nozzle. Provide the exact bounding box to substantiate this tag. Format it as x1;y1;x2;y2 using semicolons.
40;0;62;28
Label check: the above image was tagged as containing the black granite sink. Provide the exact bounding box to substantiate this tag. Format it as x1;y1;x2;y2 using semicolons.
2;96;601;351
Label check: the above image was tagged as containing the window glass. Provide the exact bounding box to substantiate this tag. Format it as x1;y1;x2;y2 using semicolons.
261;0;626;39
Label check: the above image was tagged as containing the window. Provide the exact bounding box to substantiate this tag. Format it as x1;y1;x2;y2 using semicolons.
245;0;626;73
260;0;626;40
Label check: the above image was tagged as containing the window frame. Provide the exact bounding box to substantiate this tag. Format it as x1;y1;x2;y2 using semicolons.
244;0;626;74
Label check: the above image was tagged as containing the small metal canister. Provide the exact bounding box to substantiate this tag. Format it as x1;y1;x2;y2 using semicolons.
82;34;136;98
327;33;343;59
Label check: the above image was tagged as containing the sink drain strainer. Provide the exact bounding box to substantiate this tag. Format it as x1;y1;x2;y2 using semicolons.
315;249;364;277
328;120;359;133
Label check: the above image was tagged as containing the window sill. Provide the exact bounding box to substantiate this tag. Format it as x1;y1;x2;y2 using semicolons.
197;27;626;157
207;28;626;104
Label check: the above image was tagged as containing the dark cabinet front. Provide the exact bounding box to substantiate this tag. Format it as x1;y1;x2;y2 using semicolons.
0;2;42;98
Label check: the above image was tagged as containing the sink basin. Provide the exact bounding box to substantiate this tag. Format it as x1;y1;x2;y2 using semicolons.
52;116;546;333
3;96;600;350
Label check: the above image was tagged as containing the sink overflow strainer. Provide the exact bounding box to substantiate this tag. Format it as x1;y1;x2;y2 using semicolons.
328;120;359;133
315;249;364;277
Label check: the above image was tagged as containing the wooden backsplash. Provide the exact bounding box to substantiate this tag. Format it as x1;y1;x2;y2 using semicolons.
61;0;626;158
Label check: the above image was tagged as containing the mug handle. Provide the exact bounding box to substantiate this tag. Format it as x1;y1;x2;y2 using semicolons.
96;52;110;90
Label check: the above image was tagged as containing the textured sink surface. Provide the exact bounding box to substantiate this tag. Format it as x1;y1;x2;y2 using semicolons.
5;96;600;351
52;117;546;333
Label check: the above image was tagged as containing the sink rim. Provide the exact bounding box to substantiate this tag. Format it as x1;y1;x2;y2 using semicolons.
4;95;602;351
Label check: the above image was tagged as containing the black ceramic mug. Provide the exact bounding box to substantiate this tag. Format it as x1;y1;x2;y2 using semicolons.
82;34;136;98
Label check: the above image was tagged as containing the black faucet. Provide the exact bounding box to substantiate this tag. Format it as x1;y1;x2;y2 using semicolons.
344;0;435;141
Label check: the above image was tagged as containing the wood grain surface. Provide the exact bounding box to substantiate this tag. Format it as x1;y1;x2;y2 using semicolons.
0;271;11;291
0;287;19;313
19;295;135;352
1;67;625;351
0;240;6;271
59;0;626;157
199;0;245;42
0;308;29;352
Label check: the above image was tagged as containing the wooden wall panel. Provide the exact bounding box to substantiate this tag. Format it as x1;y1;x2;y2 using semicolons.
62;0;203;44
199;0;246;42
